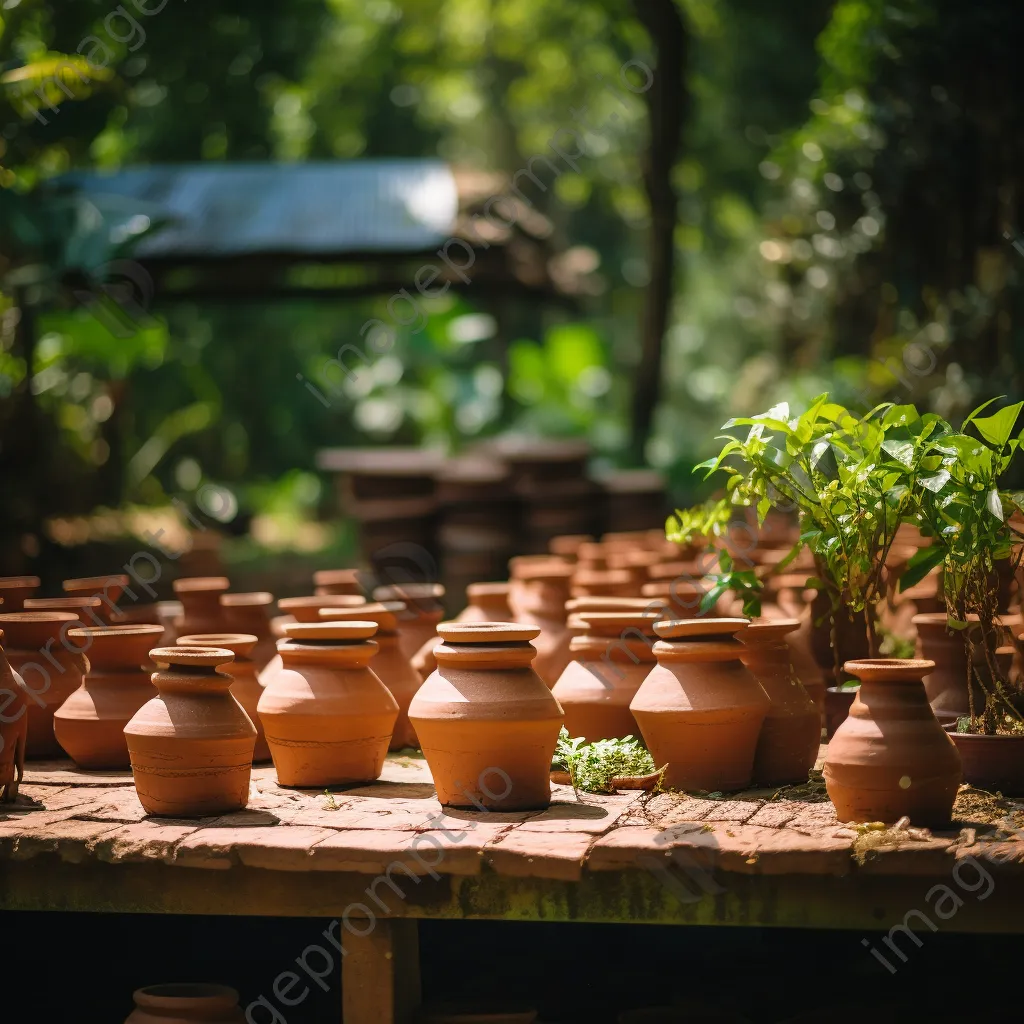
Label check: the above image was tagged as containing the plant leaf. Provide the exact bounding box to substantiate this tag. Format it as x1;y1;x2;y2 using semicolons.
898;544;944;591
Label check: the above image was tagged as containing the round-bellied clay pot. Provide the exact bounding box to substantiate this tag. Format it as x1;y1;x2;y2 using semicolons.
373;583;446;661
0;577;40;612
53;624;164;768
316;603;420;750
172;577;233;638
313;568;364;596
0;611;86;758
125;983;244;1023
946;729;1024;795
257;621;398;787
456;582;512;623
408;622;564;810
178;633;270;762
0;630;29;802
125;646;256;816
913;613;992;726
552;612;656;742
824;658;962;825
219;592;277;670
630;619;770;792
570;568;638;599
63;574;131;624
739;620;820;786
507;561;574;688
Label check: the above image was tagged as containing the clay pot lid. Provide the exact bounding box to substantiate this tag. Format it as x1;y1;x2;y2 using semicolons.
172;576;230;594
741;619;800;642
279;595;366;621
0;575;41;589
24;596;103;611
177;632;258;658
436;621;540;644
63;574;130;592
573;611;659;635
220;591;274;607
150;646;234;668
843;657;936;682
283;621;378;640
68;624;164;640
654;618;750;640
467;582;511;599
317;601;403;632
373;582;445;602
133;984;240;1012
548;534;593;557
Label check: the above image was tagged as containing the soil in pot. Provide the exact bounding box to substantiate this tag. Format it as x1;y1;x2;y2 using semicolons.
630;618;769;792
824;658;961;825
172;577;233;638
409;622;564;810
125;983;244;1023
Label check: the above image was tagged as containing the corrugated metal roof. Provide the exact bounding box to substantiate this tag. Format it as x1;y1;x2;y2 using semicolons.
62;160;459;258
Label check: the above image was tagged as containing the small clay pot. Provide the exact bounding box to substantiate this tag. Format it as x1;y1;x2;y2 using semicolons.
507;561;574;688
739;620;820;786
219;592;277;670
257;621;398;787
0;611;86;758
0;630;29;802
456;582;512;623
125;646;256;816
630;619;770;792
570;568;638;599
913;613;992;725
946;728;1024;795
313;568;364;596
0;577;41;611
278;594;367;624
178;633;270;762
373;583;446;661
409;622;564;810
172;577;233;638
63;574;131;624
53;625;164;769
125;983;244;1023
825;685;859;738
317;603;420;749
552;612;657;742
824;659;961;825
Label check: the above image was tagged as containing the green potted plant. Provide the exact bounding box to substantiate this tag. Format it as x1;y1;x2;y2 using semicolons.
551;728;662;795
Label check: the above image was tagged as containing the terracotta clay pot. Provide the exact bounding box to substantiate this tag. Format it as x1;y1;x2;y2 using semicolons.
316;603;420;750
53;625;164;768
313;568;364;597
640;580;725;620
172;577;232;638
278;594;367;625
63;574;131;624
507;561;574;687
913;613;993;726
824;658;961;825
552;612;656;742
947;729;1024;795
24;595;106;626
456;582;512;623
570;568;638;599
257;621;398;787
0;630;29;802
125;646;256;816
739;620;819;786
548;534;593;559
808;588;872;685
178;633;270;762
125;983;244;1023
409;622;564;810
630;619;770;792
219;592;277;670
373;583;446;661
0;611;86;758
114;604;176;655
0;576;40;612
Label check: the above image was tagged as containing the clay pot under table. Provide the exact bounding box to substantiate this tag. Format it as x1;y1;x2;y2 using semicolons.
219;592;277;670
125;646;256;816
62;574;131;624
409;622;564;811
456;582;512;623
552;612;656;742
739;620;820;786
317;603;420;750
913;613;994;726
0;611;85;758
258;621;398;787
824;658;962;825
630;619;770;793
172;577;233;638
0;631;30;802
373;583;446;661
53;625;164;769
0;576;40;612
313;568;364;597
946;729;1024;795
125;983;244;1023
178;633;270;762
507;561;574;688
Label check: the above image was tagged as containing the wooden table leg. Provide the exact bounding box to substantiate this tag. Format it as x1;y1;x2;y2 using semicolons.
342;918;421;1024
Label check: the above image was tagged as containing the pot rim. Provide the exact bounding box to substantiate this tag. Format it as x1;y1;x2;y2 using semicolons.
177;632;259;657
220;591;274;607
945;726;1024;742
172;576;231;593
466;581;511;599
740;618;800;642
279;595;366;611
150;645;234;667
62;574;130;590
283;620;378;640
437;621;540;643
843;657;936;681
654;617;750;641
317;602;404;633
0;575;41;588
24;596;103;610
68;624;164;639
132;983;239;1009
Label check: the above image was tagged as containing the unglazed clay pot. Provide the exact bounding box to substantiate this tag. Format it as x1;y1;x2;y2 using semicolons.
507;561;574;688
125;646;256;816
947;730;1024;795
913;613;992;725
409;622;564;810
824;659;961;825
178;633;270;762
63;574;131;624
640;580;724;620
456;582;512;623
24;595;106;626
0;611;85;758
313;568;364;596
219;592;277;670
278;594;367;625
552;612;656;742
172;577;233;638
257;621;398;787
0;630;29;802
125;983;244;1023
317;603;420;750
0;577;40;612
570;568;638;599
630;619;770;792
808;588;872;685
53;625;164;768
548;534;593;559
739;620;820;786
373;582;446;661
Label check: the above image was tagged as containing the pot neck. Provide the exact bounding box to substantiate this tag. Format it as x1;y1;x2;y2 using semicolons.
434;639;537;670
152;664;233;694
279;638;378;669
654;636;746;664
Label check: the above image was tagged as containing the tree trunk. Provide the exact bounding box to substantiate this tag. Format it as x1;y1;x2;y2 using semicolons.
629;0;688;464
